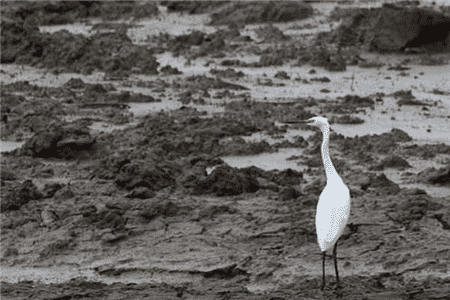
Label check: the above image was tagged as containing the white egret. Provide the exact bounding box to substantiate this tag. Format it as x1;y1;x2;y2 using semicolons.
291;116;351;290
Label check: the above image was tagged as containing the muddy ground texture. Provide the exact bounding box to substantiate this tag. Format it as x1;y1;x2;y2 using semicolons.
1;1;450;299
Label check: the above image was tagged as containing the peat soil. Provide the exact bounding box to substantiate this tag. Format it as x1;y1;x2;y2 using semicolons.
1;1;450;299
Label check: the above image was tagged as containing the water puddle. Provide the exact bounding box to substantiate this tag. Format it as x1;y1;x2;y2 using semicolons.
39;22;93;36
222;148;305;172
0;141;24;153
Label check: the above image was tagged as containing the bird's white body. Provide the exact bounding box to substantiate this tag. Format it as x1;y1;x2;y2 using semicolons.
302;116;352;289
316;179;350;252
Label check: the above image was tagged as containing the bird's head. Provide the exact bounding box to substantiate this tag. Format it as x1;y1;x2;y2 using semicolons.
304;116;329;128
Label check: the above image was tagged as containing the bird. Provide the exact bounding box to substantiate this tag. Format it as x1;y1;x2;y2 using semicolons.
302;116;351;290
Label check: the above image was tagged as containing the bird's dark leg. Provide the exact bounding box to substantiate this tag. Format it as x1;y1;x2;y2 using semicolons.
333;242;341;289
321;251;326;290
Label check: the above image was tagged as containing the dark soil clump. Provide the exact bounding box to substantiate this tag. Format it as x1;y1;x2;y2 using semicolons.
417;166;450;185
370;155;412;170
360;173;401;195
1;20;159;76
161;1;229;14
209;1;313;26
2;1;159;25
401;143;450;159
1;180;43;212
19;123;96;159
332;4;450;52
186;164;260;196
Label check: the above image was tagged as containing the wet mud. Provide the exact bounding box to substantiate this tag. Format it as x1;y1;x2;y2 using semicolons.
1;1;450;299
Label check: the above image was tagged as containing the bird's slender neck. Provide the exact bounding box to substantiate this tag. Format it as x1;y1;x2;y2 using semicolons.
320;125;340;182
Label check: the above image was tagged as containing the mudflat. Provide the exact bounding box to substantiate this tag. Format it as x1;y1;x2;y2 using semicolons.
1;1;450;299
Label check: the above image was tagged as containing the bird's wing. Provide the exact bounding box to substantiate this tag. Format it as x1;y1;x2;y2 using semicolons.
315;183;351;252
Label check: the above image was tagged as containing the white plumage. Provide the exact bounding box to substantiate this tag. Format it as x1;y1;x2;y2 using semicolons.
304;116;351;290
316;180;350;252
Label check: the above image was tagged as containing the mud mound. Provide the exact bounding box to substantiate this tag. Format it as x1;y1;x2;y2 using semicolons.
167;30;205;55
270;169;304;186
209;68;244;78
391;90;432;106
335;128;412;155
42;182;65;199
370;155;412;171
340;94;375;108
139;200;180;222
0;17;41;63
401;143;450;159
19;123;96;159
209;1;313;26
388;190;443;227
328;6;367;22
160;65;183;75
85;208;128;230
254;23;290;42
333;4;450;52
220;138;275;156
1;180;43;212
332;115;365;124
162;1;229;14
114;160;179;191
416;166;450;185
2;1;159;25
186;164;260;196
91;109;295;196
303;46;347;71
168;29;238;58
175;75;249;90
360;173;401;195
3;109;63;141
1;20;159;75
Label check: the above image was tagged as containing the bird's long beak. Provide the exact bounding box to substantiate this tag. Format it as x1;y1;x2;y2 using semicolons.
281;119;310;124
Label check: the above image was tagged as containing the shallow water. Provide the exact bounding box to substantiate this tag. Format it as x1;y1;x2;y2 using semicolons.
222;148;306;172
0;141;24;153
